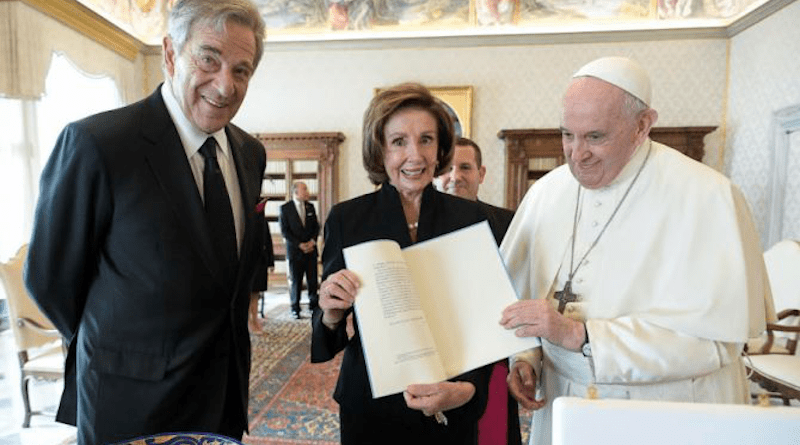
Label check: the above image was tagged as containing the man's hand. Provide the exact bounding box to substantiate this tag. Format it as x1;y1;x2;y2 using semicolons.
300;239;317;254
507;361;546;410
500;299;585;351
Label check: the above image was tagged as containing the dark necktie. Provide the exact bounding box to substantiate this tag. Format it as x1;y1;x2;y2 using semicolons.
199;137;238;286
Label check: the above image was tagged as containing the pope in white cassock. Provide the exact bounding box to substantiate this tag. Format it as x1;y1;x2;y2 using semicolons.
498;56;776;445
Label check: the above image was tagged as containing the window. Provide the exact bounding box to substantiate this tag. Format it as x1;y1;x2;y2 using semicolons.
0;53;122;260
0;99;31;260
766;105;800;247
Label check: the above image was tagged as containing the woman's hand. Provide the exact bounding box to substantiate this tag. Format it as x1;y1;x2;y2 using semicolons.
319;269;361;329
403;381;475;416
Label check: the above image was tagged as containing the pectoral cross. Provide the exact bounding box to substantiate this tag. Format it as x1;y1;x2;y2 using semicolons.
554;280;579;314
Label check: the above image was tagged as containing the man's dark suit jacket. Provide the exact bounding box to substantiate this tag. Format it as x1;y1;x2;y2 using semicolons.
475;200;521;445
251;216;276;292
24;86;266;445
310;183;493;443
477;200;515;246
278;200;320;261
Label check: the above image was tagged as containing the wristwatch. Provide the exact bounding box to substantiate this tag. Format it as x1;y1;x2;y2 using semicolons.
581;323;592;357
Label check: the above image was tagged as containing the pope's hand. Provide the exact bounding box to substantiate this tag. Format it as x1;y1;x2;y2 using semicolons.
499;299;585;351
319;269;360;329
403;381;475;416
507;361;546;410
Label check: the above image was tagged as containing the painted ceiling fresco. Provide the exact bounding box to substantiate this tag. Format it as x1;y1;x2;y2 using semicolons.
78;0;764;44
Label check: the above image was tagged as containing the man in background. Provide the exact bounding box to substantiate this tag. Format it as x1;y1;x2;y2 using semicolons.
499;56;774;445
437;137;515;244
437;137;520;445
24;1;267;443
279;181;320;319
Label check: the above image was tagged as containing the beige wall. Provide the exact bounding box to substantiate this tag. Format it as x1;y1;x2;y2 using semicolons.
727;0;800;248
49;3;800;246
140;49;165;100
232;39;727;207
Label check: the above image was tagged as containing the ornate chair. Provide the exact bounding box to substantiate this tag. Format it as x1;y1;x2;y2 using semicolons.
746;239;800;405
747;310;800;405
0;244;65;427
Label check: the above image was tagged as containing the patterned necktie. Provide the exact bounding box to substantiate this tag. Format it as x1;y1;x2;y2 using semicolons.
199;137;238;286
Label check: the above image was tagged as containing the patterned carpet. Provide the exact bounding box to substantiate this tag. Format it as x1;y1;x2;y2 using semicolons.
242;305;532;444
244;305;341;445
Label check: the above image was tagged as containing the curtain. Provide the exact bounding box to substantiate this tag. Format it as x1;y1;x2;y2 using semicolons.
0;1;139;103
0;52;122;260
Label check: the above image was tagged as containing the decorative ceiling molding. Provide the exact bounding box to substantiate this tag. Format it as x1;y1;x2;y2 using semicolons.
10;0;795;56
726;0;796;36
258;0;797;51
17;0;142;61
261;22;731;52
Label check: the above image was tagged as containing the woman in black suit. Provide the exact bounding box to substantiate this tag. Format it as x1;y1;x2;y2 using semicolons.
311;83;492;444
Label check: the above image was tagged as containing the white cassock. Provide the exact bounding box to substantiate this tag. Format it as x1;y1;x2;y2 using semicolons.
500;140;776;445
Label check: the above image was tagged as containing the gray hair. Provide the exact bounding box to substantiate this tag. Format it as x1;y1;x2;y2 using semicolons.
167;0;265;69
622;91;649;119
291;181;305;195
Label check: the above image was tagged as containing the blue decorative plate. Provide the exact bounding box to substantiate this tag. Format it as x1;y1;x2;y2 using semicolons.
112;432;243;445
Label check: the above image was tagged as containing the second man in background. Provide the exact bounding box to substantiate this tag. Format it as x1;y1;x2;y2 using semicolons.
280;181;320;319
437;137;514;244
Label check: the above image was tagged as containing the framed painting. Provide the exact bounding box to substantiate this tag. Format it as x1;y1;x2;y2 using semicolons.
430;86;473;138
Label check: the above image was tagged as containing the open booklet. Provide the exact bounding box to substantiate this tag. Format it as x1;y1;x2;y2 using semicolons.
343;221;537;398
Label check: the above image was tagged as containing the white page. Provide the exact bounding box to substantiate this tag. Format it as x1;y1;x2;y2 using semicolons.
345;240;447;398
404;221;536;378
552;397;800;445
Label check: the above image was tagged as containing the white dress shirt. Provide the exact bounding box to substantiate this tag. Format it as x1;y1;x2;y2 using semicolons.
161;82;244;254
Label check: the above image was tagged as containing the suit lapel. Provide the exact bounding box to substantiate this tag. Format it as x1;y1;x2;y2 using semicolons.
139;88;266;294
378;183;412;247
140;89;221;283
227;126;260;290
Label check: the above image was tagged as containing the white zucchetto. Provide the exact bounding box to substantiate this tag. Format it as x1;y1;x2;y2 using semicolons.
573;56;652;106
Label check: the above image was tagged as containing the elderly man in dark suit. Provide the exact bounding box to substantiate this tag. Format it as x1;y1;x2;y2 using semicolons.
24;1;266;444
279;181;320;319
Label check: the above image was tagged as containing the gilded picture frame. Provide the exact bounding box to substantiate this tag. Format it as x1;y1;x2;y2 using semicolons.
430;86;473;138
